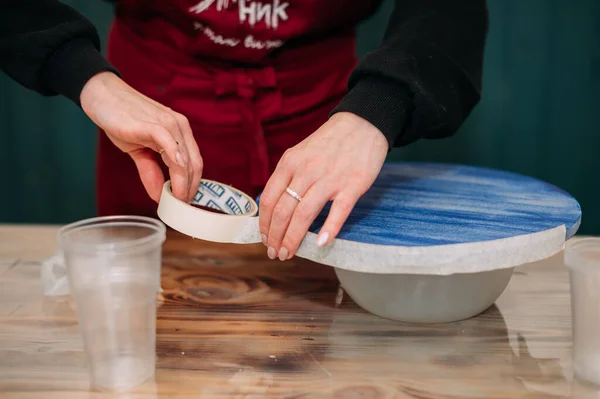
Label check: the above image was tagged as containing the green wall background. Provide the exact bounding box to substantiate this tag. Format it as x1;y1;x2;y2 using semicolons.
1;0;599;234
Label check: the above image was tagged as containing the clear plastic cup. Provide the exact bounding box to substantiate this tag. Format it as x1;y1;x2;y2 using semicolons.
565;238;600;386
58;216;166;392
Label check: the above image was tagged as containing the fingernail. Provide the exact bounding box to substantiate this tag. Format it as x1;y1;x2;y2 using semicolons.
317;232;329;247
267;246;277;260
261;234;267;246
278;247;289;261
175;151;186;168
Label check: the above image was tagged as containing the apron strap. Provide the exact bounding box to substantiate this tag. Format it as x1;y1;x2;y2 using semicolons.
214;67;280;188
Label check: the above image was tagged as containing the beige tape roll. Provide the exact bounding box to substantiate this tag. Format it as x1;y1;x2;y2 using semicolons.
156;180;263;244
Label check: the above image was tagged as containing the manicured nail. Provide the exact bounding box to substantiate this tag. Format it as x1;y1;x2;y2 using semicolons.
278;247;289;261
261;234;267;246
317;232;329;247
267;246;277;260
175;151;186;168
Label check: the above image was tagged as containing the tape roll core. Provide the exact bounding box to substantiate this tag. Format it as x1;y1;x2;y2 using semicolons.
157;180;260;243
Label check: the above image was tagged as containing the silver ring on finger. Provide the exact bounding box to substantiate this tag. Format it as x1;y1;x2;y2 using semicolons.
285;187;302;202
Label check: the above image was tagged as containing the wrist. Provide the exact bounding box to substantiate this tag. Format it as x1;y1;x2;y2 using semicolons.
80;71;118;118
329;111;389;152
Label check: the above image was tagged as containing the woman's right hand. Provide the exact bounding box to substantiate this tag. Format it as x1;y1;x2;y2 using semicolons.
79;71;203;204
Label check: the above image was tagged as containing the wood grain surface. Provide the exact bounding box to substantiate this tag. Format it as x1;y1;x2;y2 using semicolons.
1;225;599;398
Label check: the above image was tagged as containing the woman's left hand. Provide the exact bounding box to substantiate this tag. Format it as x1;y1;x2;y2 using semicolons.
258;112;389;261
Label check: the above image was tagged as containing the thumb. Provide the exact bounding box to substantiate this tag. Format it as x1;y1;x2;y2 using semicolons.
129;149;166;203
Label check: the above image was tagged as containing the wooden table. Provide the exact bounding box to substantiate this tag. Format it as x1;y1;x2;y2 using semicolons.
1;225;599;398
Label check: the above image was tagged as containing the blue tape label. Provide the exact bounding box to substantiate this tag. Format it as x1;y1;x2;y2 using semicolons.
201;181;225;198
225;197;243;215
191;181;254;216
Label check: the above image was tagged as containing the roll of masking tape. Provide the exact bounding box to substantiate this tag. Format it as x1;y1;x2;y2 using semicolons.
157;180;265;244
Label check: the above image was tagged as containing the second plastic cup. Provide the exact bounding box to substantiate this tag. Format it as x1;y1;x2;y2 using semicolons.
58;216;166;392
565;237;600;387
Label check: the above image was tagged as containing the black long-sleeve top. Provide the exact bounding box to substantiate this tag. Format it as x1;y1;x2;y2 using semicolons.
0;0;488;148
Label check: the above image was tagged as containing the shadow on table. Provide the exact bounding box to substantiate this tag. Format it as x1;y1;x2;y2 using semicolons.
152;249;573;397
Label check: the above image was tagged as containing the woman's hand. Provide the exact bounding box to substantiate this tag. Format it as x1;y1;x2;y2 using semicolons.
80;71;203;203
259;112;388;261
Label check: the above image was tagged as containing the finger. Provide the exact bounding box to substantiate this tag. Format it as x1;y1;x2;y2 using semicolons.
162;151;189;202
280;180;333;259
258;155;294;246
147;123;189;201
181;134;201;203
147;123;187;170
167;165;189;202
129;149;166;202
266;178;312;261
169;115;193;202
315;190;360;247
175;113;203;202
159;112;193;198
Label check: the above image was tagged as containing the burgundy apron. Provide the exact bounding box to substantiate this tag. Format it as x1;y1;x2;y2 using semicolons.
97;0;382;217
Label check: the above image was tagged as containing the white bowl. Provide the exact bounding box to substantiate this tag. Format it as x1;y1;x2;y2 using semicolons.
334;267;515;323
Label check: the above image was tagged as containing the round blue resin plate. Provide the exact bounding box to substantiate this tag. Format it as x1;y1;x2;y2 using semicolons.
308;162;581;246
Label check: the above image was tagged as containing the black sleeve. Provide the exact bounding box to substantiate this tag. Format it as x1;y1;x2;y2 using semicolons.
0;0;119;105
332;0;489;148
